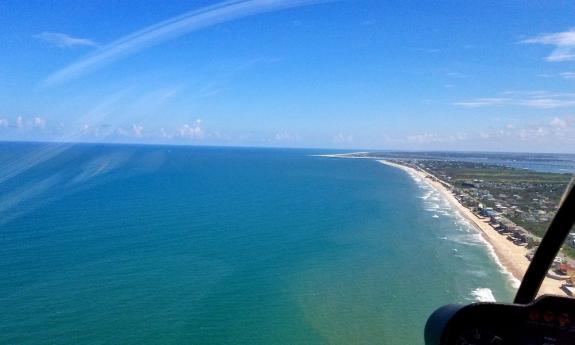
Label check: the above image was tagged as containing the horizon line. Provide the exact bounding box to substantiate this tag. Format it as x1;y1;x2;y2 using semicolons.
1;139;574;156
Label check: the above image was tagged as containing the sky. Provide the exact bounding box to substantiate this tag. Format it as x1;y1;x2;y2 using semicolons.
1;0;575;152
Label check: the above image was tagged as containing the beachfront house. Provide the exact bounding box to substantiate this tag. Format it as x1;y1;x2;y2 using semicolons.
478;205;496;218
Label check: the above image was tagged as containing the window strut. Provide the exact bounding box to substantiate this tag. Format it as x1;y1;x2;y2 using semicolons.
514;178;575;304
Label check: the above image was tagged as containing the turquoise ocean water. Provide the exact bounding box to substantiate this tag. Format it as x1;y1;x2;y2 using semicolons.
0;144;516;345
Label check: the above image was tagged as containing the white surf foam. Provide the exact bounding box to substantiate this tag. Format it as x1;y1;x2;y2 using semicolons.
471;288;496;302
446;234;484;247
378;160;522;290
420;191;434;200
467;270;489;278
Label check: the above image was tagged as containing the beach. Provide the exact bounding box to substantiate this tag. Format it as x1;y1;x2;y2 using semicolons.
378;159;565;297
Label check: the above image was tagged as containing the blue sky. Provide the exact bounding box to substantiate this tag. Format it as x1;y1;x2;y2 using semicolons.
1;0;575;152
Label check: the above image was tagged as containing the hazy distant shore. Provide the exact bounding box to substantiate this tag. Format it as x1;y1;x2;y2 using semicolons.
378;159;565;297
311;152;371;158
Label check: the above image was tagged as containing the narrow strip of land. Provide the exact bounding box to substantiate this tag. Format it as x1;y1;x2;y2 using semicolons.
379;159;565;297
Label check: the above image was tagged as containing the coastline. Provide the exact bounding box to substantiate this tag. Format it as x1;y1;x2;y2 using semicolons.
378;159;565;297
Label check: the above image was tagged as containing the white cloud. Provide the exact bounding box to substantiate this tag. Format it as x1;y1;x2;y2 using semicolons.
399;116;575;152
406;132;467;144
16;116;24;128
115;127;129;136
274;131;300;142
406;133;441;144
537;72;575;80
132;124;144;137
412;47;441;54
160;128;172;139
454;97;507;108
560;72;575;79
178;120;204;140
454;91;575;109
550;116;575;131
0;118;8;127
33;117;47;129
42;0;330;86
35;32;98;49
521;28;575;62
489;116;574;144
333;133;354;144
550;117;568;129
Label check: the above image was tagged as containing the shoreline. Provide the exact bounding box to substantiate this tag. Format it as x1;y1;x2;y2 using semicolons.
378;159;565;297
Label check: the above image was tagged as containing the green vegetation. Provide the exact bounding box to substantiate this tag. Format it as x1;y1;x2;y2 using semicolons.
414;160;571;236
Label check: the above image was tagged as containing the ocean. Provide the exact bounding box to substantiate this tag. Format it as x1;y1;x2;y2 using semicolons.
0;143;516;345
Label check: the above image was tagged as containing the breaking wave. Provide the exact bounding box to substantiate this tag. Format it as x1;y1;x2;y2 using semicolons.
471;288;496;302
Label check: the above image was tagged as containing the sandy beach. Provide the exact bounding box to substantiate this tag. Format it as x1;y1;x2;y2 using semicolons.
378;159;565;297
